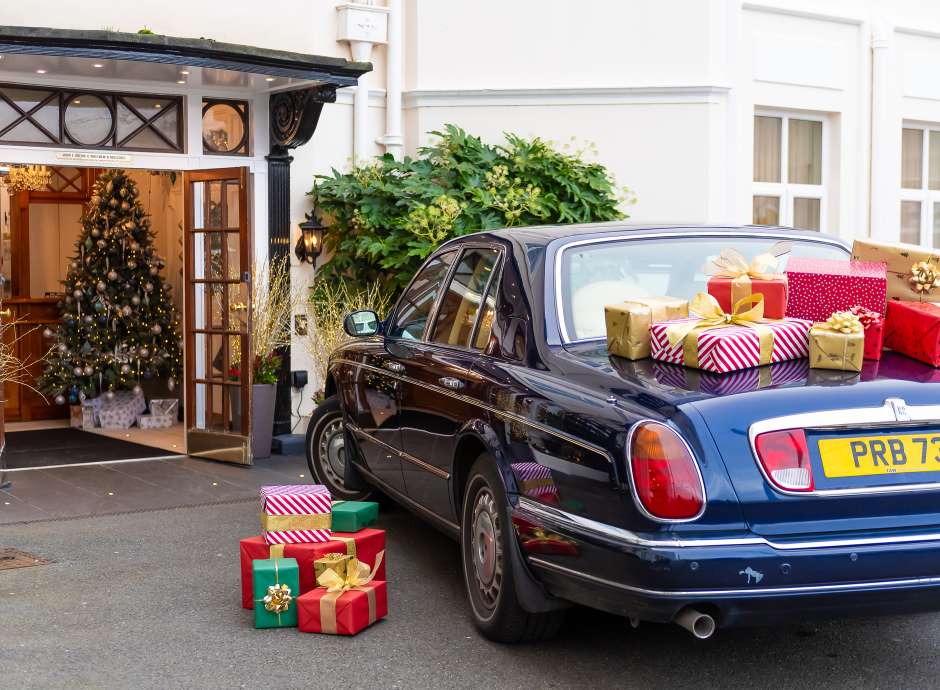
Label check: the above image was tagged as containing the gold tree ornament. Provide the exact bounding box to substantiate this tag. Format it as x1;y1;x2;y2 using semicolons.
909;261;940;294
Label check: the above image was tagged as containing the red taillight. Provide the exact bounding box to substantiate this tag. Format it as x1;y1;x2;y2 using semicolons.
629;422;705;520
754;429;814;492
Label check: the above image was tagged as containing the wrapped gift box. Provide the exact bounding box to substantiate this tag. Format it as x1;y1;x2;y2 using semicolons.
330;500;379;533
70;402;97;430
137;413;175;429
650;317;812;373
604;296;688;360
652;359;808;394
314;553;352;583
252;558;299;629
510;462;558;502
97;389;147;429
707;275;787;319
240;528;387;609
297;580;387;635
809;324;864;373
261;484;332;545
852;239;940;303
849;305;884;361
149;398;179;418
785;258;887;322
884;301;940;367
705;243;791;319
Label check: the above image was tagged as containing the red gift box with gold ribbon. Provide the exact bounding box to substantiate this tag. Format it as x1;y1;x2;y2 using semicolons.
704;242;790;319
239;528;386;609
297;551;387;635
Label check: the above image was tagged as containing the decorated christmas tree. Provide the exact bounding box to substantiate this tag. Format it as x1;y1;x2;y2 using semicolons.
38;169;182;405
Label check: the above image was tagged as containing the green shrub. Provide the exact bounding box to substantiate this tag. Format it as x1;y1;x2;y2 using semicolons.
310;124;630;297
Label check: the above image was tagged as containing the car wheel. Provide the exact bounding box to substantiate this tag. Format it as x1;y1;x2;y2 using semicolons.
461;453;565;642
305;396;371;501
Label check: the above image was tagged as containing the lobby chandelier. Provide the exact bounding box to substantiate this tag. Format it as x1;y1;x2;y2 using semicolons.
1;164;52;193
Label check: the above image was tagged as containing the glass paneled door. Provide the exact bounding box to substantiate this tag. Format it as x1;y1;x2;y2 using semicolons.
183;168;252;464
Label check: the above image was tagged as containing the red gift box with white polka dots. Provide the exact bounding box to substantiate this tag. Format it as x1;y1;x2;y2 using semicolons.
784;258;887;322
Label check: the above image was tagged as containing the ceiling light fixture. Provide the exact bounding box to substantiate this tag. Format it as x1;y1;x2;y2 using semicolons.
154;104;162;109
73;99;81;105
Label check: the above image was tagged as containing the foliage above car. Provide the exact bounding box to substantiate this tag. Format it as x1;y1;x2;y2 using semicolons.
310;124;630;296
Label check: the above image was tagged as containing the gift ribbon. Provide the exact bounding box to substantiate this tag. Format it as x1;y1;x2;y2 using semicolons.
260;512;332;532
705;242;790;305
253;558;292;625
316;550;385;634
333;535;357;558
608;297;686;357
665;293;775;369
909;260;940;298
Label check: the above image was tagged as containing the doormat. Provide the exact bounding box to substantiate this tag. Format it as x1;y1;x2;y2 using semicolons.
3;428;180;470
0;548;51;570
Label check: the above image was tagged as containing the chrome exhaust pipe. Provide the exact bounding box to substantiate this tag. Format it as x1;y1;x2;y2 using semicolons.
674;608;717;639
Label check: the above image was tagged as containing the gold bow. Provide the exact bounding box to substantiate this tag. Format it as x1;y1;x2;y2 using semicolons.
262;583;293;614
705;241;790;304
910;261;940;295
315;551;385;634
819;311;863;335
665;293;775;369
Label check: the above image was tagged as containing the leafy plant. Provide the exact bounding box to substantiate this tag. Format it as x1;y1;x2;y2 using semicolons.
311;124;631;297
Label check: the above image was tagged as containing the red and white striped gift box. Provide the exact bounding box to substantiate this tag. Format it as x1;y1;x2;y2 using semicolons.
260;485;333;545
649;317;812;374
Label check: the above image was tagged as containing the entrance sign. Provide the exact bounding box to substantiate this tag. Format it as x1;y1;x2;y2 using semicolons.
55;151;134;165
183;167;252;464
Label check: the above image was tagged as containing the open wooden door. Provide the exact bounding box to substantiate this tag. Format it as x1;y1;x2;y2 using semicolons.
183;168;252;464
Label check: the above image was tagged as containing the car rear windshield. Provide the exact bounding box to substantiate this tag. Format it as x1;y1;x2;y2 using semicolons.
558;235;849;342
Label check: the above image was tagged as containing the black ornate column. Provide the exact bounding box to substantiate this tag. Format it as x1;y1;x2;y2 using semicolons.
267;85;335;438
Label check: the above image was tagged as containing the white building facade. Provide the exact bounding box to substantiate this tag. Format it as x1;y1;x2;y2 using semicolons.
0;0;938;437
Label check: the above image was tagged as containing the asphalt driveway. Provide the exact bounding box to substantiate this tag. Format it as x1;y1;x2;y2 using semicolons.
2;463;939;689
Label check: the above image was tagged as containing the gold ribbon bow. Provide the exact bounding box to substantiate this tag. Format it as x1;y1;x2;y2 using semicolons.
820;311;863;335
665;293;775;369
705;241;791;305
315;551;385;634
910;261;940;295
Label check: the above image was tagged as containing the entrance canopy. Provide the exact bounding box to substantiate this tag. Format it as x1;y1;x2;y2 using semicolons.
0;26;369;94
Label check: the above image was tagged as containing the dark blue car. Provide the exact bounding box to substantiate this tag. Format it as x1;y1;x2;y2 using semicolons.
305;223;940;642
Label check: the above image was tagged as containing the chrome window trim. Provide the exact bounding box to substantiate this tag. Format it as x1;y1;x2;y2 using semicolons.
552;231;849;345
748;398;940;497
527;556;940;598
516;496;940;551
332;357;615;468
624;420;707;524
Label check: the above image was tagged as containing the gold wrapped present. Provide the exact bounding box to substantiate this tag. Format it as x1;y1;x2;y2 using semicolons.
809;311;864;372
314;552;352;582
604;296;688;360
851;239;940;303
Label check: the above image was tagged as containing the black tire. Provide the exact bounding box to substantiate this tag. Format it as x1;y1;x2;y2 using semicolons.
305;396;371;501
461;453;565;642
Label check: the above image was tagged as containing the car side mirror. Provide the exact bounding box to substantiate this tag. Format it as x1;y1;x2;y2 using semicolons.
343;309;380;337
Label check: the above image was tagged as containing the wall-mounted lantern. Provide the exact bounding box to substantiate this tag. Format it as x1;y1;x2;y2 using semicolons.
295;215;324;265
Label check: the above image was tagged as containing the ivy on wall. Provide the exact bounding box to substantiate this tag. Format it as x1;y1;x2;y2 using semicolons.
310;124;631;297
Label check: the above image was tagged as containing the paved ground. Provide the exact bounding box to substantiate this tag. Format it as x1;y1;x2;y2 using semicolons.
2;457;940;689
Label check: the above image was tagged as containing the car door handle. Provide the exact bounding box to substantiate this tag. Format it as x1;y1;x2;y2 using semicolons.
438;377;464;390
384;361;405;373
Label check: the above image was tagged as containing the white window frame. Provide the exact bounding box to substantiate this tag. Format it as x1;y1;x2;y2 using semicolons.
752;109;828;232
899;122;940;248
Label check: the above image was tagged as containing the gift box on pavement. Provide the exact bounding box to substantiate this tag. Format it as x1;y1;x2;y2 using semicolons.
652;359;809;394
785;258;887;322
261;484;332;545
252;558;299;629
297;554;387;635
884;301;940;367
315;552;352;582
97;389;147;429
809;312;865;373
240;528;387;609
705;243;791;319
330;500;379;533
851;239;940;303
604;296;688;359
649;293;812;374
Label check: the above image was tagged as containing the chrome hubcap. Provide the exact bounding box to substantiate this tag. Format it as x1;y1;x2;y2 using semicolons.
471;488;502;608
317;417;346;484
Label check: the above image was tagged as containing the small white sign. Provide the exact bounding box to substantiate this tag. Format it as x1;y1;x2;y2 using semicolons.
55;151;134;165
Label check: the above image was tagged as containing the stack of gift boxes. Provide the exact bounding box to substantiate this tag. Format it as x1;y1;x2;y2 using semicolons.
604;238;940;383
239;485;387;635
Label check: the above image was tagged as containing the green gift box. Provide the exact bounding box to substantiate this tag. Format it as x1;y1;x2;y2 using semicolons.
252;558;299;629
331;500;379;533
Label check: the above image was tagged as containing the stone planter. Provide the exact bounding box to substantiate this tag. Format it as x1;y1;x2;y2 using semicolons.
230;383;277;460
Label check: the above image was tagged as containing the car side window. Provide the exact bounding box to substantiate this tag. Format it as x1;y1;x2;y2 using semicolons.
388;251;457;340
429;247;500;349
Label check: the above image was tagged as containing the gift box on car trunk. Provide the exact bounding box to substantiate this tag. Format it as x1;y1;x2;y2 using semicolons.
884;301;940;367
784;258;887;322
240;528;387;609
851;238;940;303
604;296;688;360
704;243;791;319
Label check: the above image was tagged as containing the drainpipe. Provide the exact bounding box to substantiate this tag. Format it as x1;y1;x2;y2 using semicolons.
869;15;893;240
378;0;404;160
337;2;389;164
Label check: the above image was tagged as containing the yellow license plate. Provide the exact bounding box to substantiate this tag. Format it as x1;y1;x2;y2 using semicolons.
819;433;940;478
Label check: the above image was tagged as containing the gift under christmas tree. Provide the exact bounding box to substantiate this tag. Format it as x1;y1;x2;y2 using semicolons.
38;170;182;405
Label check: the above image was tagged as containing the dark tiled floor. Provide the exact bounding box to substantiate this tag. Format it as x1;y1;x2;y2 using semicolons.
0;453;310;524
